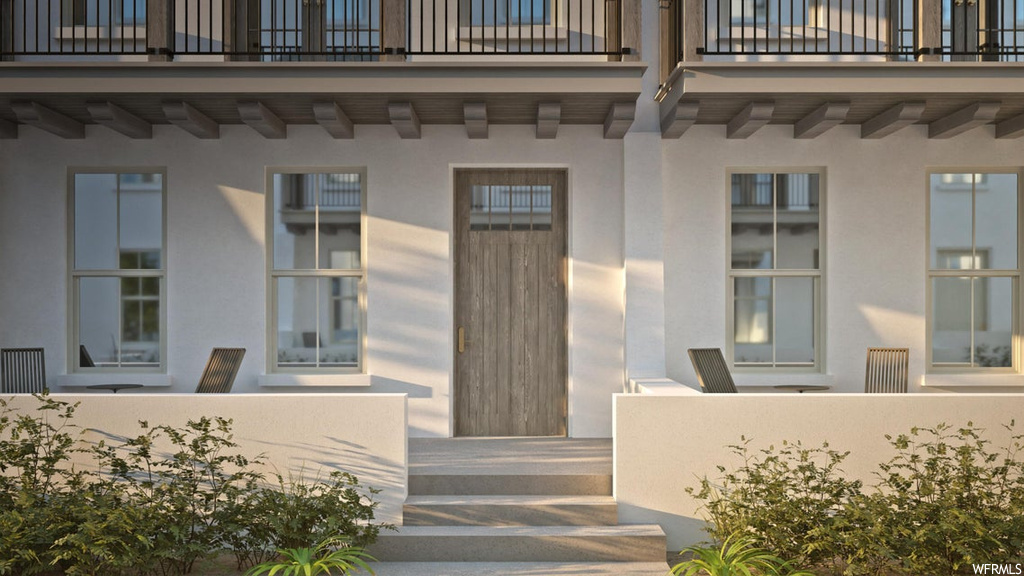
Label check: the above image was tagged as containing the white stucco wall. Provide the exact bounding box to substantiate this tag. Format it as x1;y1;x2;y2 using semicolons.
614;391;1024;550
0;123;625;438
2;393;408;524
664;124;1024;392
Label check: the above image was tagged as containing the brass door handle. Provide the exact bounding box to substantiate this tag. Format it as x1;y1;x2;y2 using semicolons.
458;327;468;353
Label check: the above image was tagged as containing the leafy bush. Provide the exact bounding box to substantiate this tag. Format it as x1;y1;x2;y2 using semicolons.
688;438;862;572
865;423;1024;575
244;537;376;576
670;532;814;576
691;422;1024;576
0;393;389;576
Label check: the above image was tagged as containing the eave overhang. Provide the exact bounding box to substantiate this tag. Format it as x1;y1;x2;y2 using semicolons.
657;62;1024;139
0;61;647;139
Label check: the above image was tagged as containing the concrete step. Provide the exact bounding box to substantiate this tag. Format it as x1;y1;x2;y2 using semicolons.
403;495;618;526
370;525;667;563
369;562;671;575
408;473;612;496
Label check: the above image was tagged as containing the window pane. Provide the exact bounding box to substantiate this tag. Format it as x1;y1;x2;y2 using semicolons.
79;277;120;366
75;173;119;270
776;174;819;269
532;186;552;231
121;277;139;296
775;277;815;364
930;173;973;269
734;277;772;363
731;174;773;269
274;174;316;270
975;173;1017;270
470;185;490;230
932;277;972;364
322;277;359;367
488;186;513;231
318;173;362;269
119;174;163;269
974;277;1013;367
276;277;318;367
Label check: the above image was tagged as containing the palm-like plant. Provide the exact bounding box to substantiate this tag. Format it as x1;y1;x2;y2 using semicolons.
244;537;376;576
669;532;815;576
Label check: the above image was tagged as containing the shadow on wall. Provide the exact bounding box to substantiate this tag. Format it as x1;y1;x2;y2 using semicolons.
80;416;406;524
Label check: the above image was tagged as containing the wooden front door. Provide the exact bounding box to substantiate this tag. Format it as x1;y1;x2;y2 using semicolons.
454;169;567;437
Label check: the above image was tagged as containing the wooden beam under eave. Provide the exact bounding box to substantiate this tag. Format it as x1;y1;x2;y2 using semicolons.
238;101;287;139
0;119;16;139
388;102;421;139
661;102;699;139
604;102;635;139
313;101;354;139
794;102;850;139
464;102;488;139
996;112;1024;139
861;102;925;139
537;103;561;139
726;101;773;139
12;101;84;139
929;101;1001;139
163;101;220;139
87;102;152;139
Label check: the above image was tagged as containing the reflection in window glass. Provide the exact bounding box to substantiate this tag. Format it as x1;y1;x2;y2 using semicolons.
73;171;164;370
731;174;774;270
730;171;821;369
469;185;554;231
271;171;364;371
929;172;1018;370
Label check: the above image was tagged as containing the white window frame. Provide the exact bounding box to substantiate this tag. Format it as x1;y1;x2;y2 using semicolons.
726;168;825;372
266;167;367;375
67;167;167;373
926;169;1021;373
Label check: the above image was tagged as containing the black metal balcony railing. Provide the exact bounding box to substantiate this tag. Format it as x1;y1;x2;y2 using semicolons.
175;0;382;59
659;0;1024;72
944;0;1024;60
697;0;917;57
1;0;149;55
0;0;382;58
407;0;622;55
0;0;622;58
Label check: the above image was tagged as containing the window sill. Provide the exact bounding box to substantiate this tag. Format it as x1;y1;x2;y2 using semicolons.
258;373;371;387
58;374;172;388
922;373;1024;388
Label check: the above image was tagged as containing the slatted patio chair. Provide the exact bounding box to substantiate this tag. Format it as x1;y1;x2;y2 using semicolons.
865;347;909;393
687;348;738;393
1;348;47;394
79;345;96;368
195;348;246;393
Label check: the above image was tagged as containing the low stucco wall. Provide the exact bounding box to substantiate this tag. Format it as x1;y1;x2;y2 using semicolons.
1;393;408;524
613;392;1024;550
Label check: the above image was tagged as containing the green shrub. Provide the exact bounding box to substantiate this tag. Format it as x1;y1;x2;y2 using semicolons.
670;532;814;576
688;438;862;572
0;394;389;576
691;423;1024;576
865;422;1024;575
244;537;376;576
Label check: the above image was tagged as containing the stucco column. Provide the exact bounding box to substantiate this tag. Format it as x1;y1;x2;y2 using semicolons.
622;0;667;382
623;133;667;382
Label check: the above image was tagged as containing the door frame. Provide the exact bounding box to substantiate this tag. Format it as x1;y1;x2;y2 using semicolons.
450;166;571;437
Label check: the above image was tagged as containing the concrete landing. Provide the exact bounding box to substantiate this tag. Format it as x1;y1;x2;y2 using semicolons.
369;562;670;575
